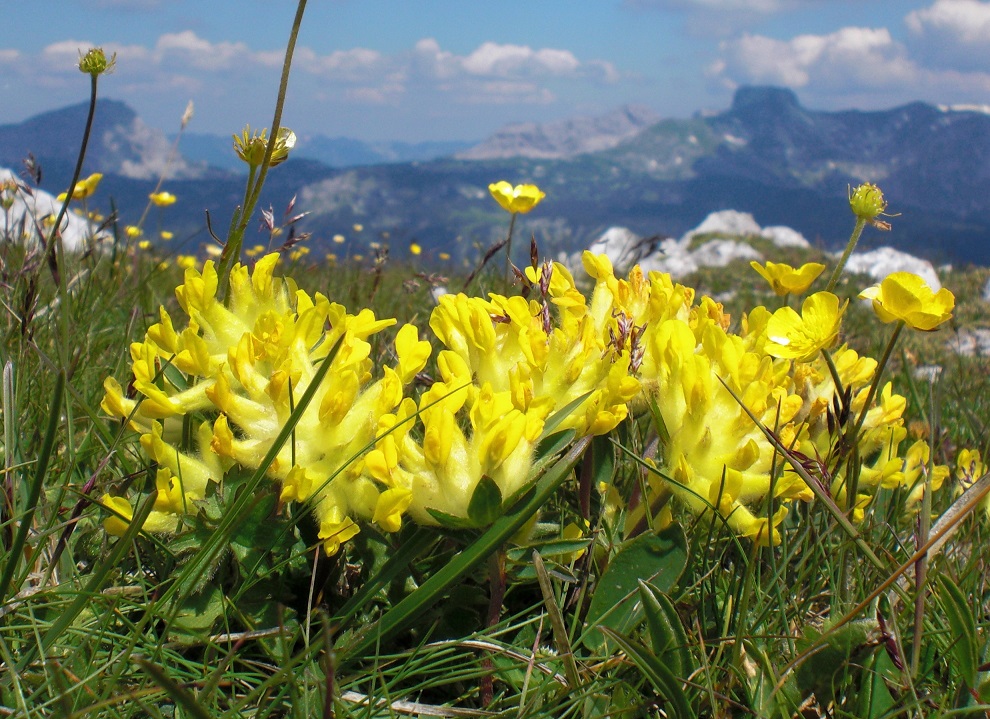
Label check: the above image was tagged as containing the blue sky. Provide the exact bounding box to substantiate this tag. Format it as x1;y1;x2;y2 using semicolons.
2;0;989;141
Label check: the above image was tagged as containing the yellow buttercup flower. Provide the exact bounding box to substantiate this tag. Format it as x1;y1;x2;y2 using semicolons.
57;172;103;202
488;181;545;214
858;272;954;331
764;292;846;362
409;242;422;256
125;225;142;238
750;260;825;296
138;240;151;250
160;231;174;240
149;191;177;207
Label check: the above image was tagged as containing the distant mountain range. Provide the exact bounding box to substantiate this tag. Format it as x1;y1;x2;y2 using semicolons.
177;132;473;173
3;87;990;265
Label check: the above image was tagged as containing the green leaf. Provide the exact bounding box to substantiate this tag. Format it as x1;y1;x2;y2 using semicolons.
467;475;503;526
590;433;616;487
637;580;691;678
584;525;688;649
796;620;878;706
170;585;225;639
425;507;477;530
599;627;696;719
856;651;897;719
936;574;979;689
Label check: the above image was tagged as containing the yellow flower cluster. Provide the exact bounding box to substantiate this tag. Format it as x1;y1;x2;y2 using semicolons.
101;253;431;554
362;255;641;525
605;256;954;544
101;241;963;554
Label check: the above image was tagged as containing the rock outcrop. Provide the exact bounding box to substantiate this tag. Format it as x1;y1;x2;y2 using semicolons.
457;105;660;160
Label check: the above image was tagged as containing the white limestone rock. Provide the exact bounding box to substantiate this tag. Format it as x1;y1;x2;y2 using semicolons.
762;225;810;248
951;329;990;357
843;246;941;291
0;167;100;252
681;210;762;243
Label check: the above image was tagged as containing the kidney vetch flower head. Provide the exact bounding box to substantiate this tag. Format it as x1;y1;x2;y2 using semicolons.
858;272;954;331
750;260;825;297
488;181;546;215
100;253;432;555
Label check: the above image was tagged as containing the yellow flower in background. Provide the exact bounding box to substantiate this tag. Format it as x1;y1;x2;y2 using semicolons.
138;240;151;250
160;231;174;240
409;242;422;256
177;255;198;270
849;182;887;221
858;272;954;331
488;181;546;214
439;252;450;261
750;260;825;296
57;172;103;202
353;223;364;232
765;292;846;362
333;234;346;244
125;225;142;238
149;191;177;207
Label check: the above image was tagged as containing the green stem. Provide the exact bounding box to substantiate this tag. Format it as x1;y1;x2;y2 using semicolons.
218;0;307;298
850;320;904;440
48;72;100;365
824;216;866;293
504;211;517;288
910;381;938;676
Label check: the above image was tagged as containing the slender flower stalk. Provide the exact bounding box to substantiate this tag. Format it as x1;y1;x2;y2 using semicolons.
825;183;889;293
824;216;866;294
218;0;308;300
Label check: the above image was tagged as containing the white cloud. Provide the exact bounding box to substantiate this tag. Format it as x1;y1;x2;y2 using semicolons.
461;43;581;76
714;27;916;90
0;32;626;138
906;0;990;72
711;21;990;109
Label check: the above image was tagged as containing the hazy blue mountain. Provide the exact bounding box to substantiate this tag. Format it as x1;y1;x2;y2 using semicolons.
176;132;472;172
7;89;990;265
0;99;212;182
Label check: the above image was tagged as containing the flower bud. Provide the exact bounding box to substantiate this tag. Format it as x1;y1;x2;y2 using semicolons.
78;47;116;77
849;182;886;221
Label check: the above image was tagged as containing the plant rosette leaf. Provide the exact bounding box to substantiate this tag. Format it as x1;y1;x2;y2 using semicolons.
583;524;688;649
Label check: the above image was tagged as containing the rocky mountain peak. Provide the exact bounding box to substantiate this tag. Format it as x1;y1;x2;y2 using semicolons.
456;104;661;160
0;98;206;182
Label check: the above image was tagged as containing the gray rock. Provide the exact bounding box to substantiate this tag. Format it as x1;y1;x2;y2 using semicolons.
842;246;941;291
457;105;660;160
